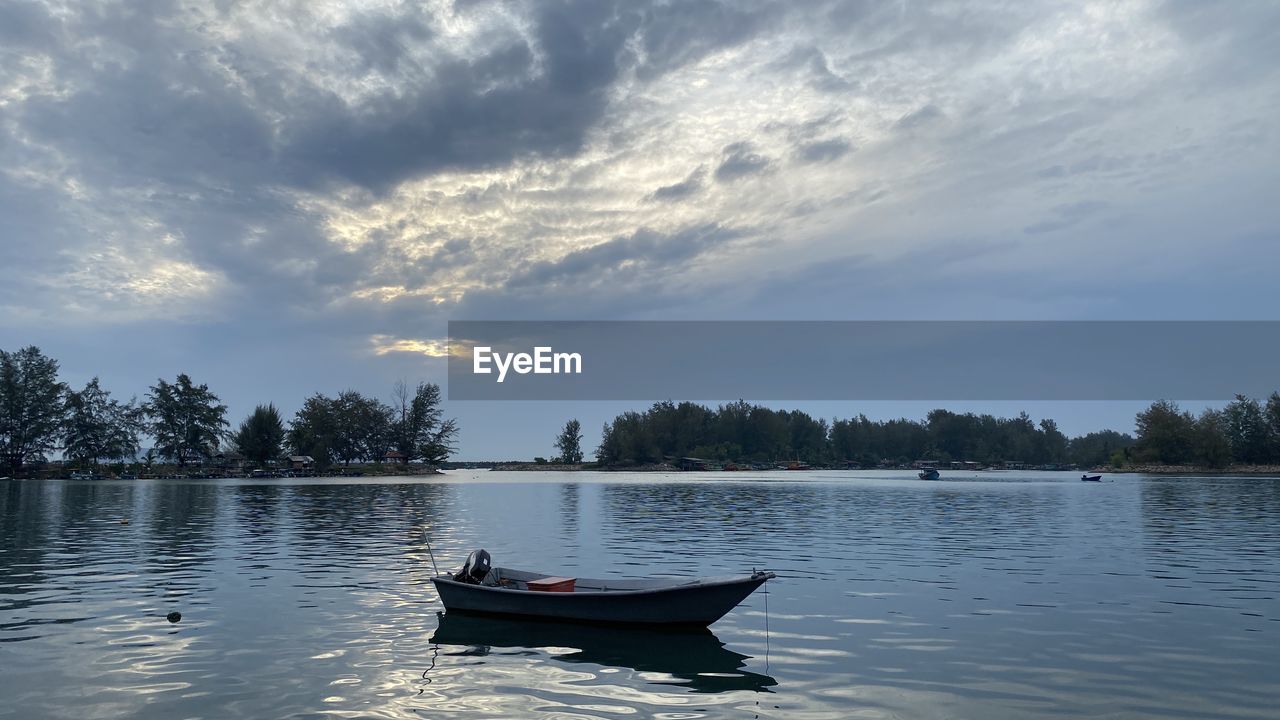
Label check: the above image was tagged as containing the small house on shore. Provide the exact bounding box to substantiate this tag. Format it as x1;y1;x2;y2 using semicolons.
383;450;408;465
214;451;247;473
289;455;314;471
678;457;714;471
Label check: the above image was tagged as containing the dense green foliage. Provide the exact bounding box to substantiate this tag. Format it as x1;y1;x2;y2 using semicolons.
285;394;339;467
0;346;461;475
233;404;285;465
1132;395;1280;468
555;419;584;463
390;381;459;465
288;383;457;468
597;401;1120;467
287;391;388;467
1064;430;1135;468
143;374;229;466
63;378;143;466
0;346;68;473
595;396;1280;468
598;401;832;466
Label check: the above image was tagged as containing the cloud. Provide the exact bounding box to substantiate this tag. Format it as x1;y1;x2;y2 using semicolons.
0;0;1276;463
894;104;944;130
647;166;707;202
714;142;773;182
1155;1;1280;86
634;0;776;80
1023;201;1109;235
795;138;853;163
0;0;1275;408
508;223;742;289
774;45;857;92
0;1;55;50
279;4;638;191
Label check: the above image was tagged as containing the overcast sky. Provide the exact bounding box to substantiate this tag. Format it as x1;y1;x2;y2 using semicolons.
2;0;1277;459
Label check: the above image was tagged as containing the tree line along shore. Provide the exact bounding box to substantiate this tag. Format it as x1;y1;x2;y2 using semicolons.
4;345;1280;478
0;346;458;479
587;397;1280;473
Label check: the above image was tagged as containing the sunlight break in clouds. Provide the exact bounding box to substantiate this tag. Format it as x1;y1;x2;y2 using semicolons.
369;334;452;358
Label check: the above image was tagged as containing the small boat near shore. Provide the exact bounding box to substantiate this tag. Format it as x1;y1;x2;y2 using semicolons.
1081;474;1103;482
918;468;940;480
431;550;775;627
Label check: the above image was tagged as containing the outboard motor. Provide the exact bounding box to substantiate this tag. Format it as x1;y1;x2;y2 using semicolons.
454;549;492;585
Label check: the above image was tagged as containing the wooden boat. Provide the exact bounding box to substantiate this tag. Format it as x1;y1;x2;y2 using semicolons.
431;550;775;627
430;612;777;692
918;468;940;480
1081;474;1102;482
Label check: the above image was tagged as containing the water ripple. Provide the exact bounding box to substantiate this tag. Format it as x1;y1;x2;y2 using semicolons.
1;472;1277;718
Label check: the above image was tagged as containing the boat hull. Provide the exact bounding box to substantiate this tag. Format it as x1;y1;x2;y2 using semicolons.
432;571;774;627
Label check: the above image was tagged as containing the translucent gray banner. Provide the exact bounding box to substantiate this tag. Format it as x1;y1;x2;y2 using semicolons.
446;321;1280;401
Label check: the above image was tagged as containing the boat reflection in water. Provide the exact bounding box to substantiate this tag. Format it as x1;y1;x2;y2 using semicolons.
430;612;777;694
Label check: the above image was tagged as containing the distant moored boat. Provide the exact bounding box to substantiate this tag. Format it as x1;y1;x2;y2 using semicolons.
1081;474;1102;482
918;468;940;480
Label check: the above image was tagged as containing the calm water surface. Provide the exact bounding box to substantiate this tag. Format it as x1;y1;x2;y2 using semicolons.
2;471;1277;719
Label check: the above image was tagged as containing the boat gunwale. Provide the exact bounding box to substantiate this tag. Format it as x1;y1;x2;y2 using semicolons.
431;570;775;598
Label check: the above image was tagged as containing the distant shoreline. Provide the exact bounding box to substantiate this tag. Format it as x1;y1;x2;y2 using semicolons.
485;462;1280;477
1103;464;1280;476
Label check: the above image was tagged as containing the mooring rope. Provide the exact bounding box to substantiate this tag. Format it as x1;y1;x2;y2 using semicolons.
764;587;770;676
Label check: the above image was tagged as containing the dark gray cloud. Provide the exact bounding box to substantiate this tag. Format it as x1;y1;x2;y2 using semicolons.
0;0;55;48
634;0;777;80
648;166;706;201
9;0;775;199
795;138;853;163
774;45;857;92
715;142;773;182
282;2;647;190
508;223;741;290
328;10;436;77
